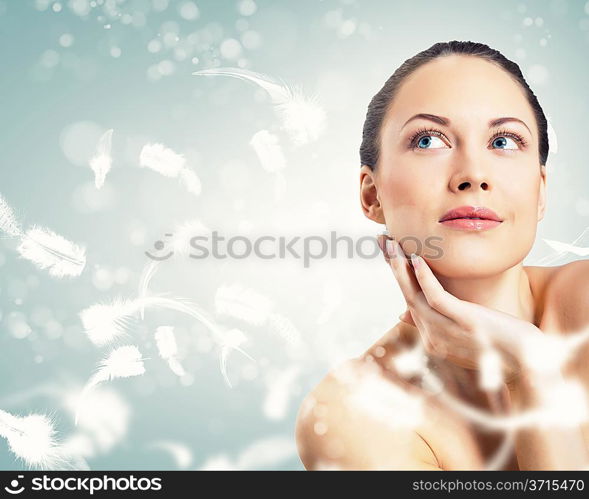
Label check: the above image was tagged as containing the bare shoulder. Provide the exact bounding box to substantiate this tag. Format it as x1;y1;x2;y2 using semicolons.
294;354;442;470
532;259;589;334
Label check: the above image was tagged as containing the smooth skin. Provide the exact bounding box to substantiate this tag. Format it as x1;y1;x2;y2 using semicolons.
295;55;589;470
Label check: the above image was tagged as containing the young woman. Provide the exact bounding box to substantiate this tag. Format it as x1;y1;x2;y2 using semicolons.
295;41;589;471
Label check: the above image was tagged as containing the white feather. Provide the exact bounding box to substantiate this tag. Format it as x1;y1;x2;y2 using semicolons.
154;326;186;377
193;67;327;146
0;409;76;469
138;260;160;320
178;168;202;196
249;130;287;173
147;440;193;469
79;297;139;346
214;283;274;326
89;128;114;189
139;143;186;177
542;238;589;257
0;193;22;237
266;312;302;348
17;225;86;278
75;345;145;425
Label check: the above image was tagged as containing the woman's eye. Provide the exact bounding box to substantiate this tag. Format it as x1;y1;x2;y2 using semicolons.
415;135;446;149
492;136;518;150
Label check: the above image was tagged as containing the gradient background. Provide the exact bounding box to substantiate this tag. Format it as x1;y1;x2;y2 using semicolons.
1;0;588;470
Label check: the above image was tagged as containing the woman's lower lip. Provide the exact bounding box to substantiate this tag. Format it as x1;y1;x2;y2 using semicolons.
439;218;502;230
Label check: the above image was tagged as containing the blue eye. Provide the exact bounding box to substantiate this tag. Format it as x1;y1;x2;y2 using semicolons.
408;127;527;151
415;135;446;149
492;136;518;150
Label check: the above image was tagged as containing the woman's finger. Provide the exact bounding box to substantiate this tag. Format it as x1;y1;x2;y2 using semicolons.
409;252;470;327
385;238;422;308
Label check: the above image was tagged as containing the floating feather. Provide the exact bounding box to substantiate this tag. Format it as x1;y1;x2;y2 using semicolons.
79;298;138;346
17;225;86;278
0;409;74;469
0;193;22;237
249;129;287;173
89;128;114;189
478;349;503;391
193;67;327;146
542;238;589;257
138;143;202;196
138;260;160;320
215;283;274;326
79;294;255;386
139;142;186;176
154;326;186;377
75;345;145;425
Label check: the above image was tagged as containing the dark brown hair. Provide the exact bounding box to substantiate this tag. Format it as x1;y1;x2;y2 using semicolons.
360;40;549;170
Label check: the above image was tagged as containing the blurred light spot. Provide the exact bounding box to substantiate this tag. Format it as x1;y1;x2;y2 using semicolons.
104;24;111;29
60;121;103;166
179;373;195;386
152;0;169;12
6;311;32;339
157;59;175;75
110;46;122;58
527;64;549;85
52;2;63;12
44;319;63;340
539;38;547;46
59;33;74;47
238;0;257;16
147;39;162;53
179;1;199;20
35;0;51;10
40;49;60;68
69;0;90;16
191;56;199;64
523;17;533;26
121;13;132;24
220;38;242;59
241;30;261;49
71;181;116;213
163;32;179;48
34;355;44;364
92;266;113;291
339;19;356;37
535;17;544;27
313;421;328;435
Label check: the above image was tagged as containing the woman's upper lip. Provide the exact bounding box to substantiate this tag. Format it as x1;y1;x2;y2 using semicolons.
439;205;503;222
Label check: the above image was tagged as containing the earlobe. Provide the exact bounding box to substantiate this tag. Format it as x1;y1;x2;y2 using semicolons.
537;164;547;221
359;165;385;223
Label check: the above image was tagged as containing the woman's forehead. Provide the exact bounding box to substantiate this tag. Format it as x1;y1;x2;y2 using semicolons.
383;56;535;135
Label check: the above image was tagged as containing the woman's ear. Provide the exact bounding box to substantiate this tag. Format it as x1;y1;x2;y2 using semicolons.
537;164;547;221
359;165;385;224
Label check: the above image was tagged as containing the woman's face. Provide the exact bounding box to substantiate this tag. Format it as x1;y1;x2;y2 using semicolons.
361;55;547;278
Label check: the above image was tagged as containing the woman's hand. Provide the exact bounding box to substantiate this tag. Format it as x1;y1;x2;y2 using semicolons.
376;235;547;388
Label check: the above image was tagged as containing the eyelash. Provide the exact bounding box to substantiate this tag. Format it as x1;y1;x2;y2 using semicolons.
408;126;529;150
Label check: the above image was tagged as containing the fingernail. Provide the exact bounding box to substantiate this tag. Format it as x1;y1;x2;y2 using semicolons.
386;239;397;258
411;253;420;268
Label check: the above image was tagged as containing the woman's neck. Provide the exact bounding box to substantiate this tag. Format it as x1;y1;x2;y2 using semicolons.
434;264;538;327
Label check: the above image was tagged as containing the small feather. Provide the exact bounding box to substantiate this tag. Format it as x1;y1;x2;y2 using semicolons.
139;143;186;177
17;225;86;278
79;298;139;346
89;128;114;189
214;283;274;326
193;67;326;146
179;168;202;196
75;345;145;425
0;193;22;237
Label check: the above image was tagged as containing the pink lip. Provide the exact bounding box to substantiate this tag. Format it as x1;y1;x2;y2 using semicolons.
439;205;503;223
439;218;502;231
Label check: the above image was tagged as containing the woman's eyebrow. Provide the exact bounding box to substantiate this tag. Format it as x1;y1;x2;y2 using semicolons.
401;113;532;135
